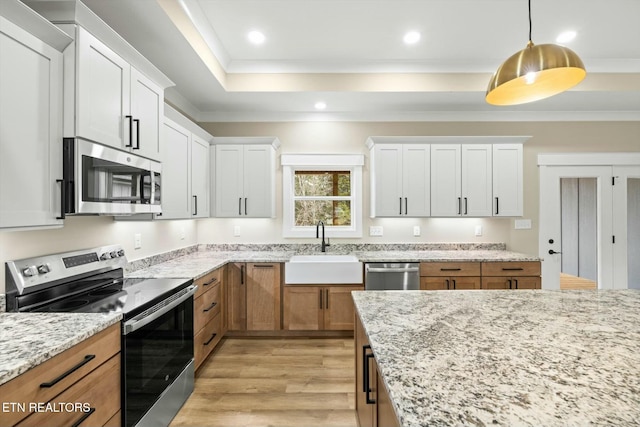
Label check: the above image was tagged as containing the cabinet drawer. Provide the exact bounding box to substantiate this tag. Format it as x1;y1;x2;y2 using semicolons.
0;324;120;427
481;261;541;277
420;262;481;277
194;281;222;332
194;267;222;299
17;354;120;427
194;312;222;370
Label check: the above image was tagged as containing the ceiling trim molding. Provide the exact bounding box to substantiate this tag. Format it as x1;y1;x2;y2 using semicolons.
196;110;640;123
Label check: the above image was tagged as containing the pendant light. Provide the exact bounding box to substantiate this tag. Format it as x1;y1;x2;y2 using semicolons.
485;0;586;106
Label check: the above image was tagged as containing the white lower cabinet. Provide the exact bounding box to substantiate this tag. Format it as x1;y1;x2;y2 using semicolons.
0;3;71;229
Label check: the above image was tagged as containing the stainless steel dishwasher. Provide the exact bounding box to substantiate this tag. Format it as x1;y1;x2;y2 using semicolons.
364;263;420;290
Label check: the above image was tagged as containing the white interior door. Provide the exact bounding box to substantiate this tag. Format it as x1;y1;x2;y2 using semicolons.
539;165;613;289
613;166;640;289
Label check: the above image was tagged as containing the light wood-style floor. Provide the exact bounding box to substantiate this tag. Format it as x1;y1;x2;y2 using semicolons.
171;338;357;427
560;273;598;290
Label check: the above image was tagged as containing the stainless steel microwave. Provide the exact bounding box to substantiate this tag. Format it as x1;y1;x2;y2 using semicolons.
62;138;161;215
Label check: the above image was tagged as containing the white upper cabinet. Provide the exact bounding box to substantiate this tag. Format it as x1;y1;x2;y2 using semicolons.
26;1;172;161
213;139;279;218
161;119;191;219
492;144;523;216
191;135;210;218
370;143;430;217
0;1;72;229
159;108;212;220
431;144;493;217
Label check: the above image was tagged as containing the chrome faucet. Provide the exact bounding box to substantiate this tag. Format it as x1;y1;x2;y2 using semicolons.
316;220;330;252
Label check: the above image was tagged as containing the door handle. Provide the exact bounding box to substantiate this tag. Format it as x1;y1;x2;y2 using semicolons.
133;118;140;149
399;197;402;215
495;197;499;215
548;250;562;255
193;195;198;216
56;179;65;220
319;288;323;309
464;197;468;215
125;115;133;147
244;197;247;215
404;197;408;215
364;353;376;404
239;197;242;215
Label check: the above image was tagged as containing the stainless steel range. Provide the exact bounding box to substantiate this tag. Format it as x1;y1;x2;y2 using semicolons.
5;245;196;427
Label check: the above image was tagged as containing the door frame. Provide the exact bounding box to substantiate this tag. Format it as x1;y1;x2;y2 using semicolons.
538;153;640;290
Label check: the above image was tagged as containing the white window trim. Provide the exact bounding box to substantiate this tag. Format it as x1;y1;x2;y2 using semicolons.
282;154;364;238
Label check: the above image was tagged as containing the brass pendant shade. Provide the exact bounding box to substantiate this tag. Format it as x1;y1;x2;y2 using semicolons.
485;0;587;106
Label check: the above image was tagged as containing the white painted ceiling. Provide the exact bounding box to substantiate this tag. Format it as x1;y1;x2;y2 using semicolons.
81;0;640;122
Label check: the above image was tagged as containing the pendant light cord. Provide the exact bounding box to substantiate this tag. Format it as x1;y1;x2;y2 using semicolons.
528;0;532;42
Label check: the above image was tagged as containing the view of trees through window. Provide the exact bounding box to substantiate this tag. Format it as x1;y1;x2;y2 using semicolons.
294;171;351;226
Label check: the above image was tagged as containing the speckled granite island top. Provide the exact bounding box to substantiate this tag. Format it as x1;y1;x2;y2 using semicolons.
0;312;122;386
353;290;640;426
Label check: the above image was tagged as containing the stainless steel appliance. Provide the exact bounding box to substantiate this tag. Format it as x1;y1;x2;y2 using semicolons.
62;138;162;216
364;263;420;290
5;245;195;427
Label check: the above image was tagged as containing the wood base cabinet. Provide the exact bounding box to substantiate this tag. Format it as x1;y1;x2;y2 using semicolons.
283;285;363;331
193;267;224;369
481;261;541;289
420;262;481;290
227;263;281;331
0;324;121;427
355;315;400;427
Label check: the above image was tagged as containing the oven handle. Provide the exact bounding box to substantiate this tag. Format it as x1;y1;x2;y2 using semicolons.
123;284;197;335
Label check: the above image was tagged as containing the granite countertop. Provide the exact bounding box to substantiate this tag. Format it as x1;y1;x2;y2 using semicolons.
0;312;122;386
353;290;640;427
353;249;539;262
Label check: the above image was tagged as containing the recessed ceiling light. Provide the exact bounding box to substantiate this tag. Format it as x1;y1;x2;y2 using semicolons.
247;30;265;45
314;101;327;110
403;31;421;45
556;30;577;44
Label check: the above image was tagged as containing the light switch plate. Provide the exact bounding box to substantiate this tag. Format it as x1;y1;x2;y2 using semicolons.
233;225;241;237
413;226;421;237
474;225;482;237
515;219;532;230
369;226;383;236
134;233;142;249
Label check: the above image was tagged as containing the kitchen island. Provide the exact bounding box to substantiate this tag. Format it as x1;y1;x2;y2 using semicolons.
353;290;640;426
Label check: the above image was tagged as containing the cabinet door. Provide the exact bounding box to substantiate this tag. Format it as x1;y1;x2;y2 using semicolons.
376;362;400;427
283;286;322;330
243;145;274;218
130;67;162;161
160;119;190;219
215;145;244;217
76;27;130;149
420;277;450;290
355;316;375;427
431;144;461;216
403;144;431;216
493;144;523;216
513;276;541;289
481;277;512;289
191;135;210;218
246;263;281;331
451;276;482;290
462;144;492;217
324;286;362;330
0;17;63;228
372;144;403;217
227;263;246;331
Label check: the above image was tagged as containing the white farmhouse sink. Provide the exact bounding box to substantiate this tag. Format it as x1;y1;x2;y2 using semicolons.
285;254;363;284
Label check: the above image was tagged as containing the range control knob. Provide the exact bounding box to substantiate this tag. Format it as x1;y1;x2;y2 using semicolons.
117;249;125;257
37;264;51;274
22;266;38;277
100;252;111;260
110;251;118;258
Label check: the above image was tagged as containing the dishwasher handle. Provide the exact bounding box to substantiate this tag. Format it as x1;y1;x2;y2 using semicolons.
365;266;419;273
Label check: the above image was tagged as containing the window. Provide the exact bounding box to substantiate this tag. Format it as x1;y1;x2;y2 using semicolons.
282;154;363;238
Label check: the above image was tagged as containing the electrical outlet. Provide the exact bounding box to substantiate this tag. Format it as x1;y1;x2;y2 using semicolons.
369;226;383;236
233;225;241;237
134;233;142;249
413;226;421;237
474;225;483;237
515;219;532;230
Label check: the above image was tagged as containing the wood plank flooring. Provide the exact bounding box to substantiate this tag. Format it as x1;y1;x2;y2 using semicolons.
171;338;357;427
560;273;597;290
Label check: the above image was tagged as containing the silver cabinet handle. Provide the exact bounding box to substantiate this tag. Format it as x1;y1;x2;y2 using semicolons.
366;267;419;273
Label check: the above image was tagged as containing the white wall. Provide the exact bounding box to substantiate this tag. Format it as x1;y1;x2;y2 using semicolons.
0;217;198;293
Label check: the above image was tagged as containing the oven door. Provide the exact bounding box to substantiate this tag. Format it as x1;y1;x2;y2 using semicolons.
122;286;195;427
